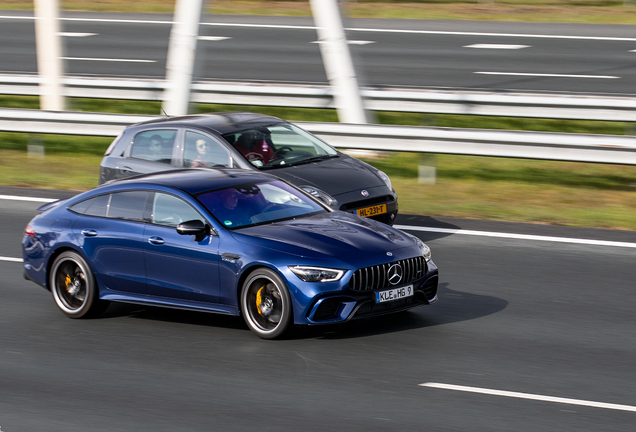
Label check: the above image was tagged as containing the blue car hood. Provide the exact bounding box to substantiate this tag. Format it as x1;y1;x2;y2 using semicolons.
231;212;412;259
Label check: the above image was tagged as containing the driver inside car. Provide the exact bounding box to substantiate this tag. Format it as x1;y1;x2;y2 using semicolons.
234;130;275;165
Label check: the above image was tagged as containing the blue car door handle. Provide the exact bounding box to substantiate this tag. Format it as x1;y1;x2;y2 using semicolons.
148;236;165;245
81;229;97;237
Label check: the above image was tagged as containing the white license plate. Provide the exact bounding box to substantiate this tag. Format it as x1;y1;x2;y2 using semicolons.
376;285;414;303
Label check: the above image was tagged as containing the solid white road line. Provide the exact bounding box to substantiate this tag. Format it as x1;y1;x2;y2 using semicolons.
0;256;22;263
62;57;156;63
465;44;530;49
3;15;636;42
0;195;57;203
348;27;636;42
420;383;636;413
58;32;97;37
3;194;635;249
475;71;619;79
393;225;636;249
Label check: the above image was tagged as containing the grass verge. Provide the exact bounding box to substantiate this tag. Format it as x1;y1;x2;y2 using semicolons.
1;97;636;229
2;1;636;24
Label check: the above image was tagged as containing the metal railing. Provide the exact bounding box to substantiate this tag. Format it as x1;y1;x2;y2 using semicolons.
2;108;635;165
2;74;636;122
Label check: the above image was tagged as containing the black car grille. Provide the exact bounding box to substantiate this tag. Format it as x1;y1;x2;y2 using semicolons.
350;256;426;291
339;195;395;212
422;276;438;302
314;298;342;321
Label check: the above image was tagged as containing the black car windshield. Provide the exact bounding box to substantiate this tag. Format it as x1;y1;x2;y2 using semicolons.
196;180;327;229
223;123;338;170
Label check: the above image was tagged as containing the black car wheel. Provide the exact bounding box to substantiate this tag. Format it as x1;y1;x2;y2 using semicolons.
50;251;107;318
241;268;292;339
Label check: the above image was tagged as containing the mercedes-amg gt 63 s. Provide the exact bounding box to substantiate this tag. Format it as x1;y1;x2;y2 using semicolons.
99;112;398;225
23;169;437;339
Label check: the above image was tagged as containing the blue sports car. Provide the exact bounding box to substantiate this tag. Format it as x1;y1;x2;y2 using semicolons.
22;169;438;339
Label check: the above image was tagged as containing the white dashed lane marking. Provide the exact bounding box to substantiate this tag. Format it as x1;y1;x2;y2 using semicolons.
58;32;97;37
62;57;156;63
475;71;619;79
465;44;530;49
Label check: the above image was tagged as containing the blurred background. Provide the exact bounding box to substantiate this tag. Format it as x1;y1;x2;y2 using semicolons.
1;0;636;228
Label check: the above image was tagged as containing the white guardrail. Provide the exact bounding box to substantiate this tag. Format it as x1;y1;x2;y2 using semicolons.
2;108;636;165
2;74;636;122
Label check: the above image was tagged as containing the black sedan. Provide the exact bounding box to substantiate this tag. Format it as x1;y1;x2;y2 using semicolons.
99;112;398;225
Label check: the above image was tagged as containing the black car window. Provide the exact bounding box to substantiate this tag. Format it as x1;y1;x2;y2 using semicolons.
130;130;177;165
107;191;150;221
223;123;337;169
152;193;203;227
69;194;110;217
183;131;230;168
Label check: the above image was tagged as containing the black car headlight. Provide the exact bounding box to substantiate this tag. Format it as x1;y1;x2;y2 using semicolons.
289;266;345;282
377;170;393;191
300;186;338;208
404;233;432;262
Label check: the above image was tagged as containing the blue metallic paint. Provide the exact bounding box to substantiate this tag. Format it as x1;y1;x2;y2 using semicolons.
22;169;437;329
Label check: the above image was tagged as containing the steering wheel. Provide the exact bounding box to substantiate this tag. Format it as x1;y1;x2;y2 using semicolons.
271;146;293;160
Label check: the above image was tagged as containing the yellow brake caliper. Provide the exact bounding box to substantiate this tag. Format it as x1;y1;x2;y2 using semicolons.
255;285;266;316
65;274;72;291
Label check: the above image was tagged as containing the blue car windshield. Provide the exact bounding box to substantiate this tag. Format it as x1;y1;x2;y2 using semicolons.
196;180;327;229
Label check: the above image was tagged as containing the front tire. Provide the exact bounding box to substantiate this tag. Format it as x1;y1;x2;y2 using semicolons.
240;268;292;339
50;251;107;318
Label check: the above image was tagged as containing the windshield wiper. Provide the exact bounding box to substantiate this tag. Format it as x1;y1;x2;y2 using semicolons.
260;154;338;169
285;154;339;167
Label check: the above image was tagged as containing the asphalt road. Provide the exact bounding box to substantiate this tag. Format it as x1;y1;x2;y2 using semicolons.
1;11;636;95
1;186;635;431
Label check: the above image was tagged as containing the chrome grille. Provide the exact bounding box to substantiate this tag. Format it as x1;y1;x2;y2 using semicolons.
350;256;426;291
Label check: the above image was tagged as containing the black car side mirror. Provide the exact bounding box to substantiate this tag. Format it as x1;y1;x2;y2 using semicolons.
176;219;209;241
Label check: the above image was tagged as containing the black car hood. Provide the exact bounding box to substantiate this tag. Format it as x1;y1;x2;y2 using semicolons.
231;212;411;259
267;155;385;197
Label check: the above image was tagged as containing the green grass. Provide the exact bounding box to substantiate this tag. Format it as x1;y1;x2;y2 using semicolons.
3;0;636;24
2;98;636;230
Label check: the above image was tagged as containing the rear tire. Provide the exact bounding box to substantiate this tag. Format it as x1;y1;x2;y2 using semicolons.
240;268;292;339
50;251;107;318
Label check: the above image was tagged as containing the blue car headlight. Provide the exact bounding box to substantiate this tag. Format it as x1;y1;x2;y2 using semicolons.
404;233;432;262
289;266;345;282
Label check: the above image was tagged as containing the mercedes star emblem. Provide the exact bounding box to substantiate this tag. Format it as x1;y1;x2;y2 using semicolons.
387;263;403;286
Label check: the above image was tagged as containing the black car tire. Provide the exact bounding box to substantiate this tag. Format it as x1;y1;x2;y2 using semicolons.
50;251;108;318
240;268;292;339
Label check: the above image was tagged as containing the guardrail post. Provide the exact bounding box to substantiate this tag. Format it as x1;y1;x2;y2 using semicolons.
162;0;205;116
34;0;65;111
310;0;368;124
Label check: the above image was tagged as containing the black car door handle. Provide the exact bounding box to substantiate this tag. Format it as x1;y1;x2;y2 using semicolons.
81;229;97;237
121;166;134;174
148;236;165;245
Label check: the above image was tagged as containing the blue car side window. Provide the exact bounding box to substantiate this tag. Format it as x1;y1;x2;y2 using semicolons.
107;191;150;221
152;193;203;227
68;194;110;217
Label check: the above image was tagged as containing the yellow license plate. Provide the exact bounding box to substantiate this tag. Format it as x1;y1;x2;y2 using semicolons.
356;204;387;218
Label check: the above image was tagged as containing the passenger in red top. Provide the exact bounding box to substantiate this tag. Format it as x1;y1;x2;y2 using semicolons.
234;130;275;165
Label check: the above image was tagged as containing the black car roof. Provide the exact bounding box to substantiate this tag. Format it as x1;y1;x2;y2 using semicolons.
131;112;286;135
110;168;279;195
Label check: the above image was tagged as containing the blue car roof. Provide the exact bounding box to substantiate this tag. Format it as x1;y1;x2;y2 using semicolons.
109;168;279;195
